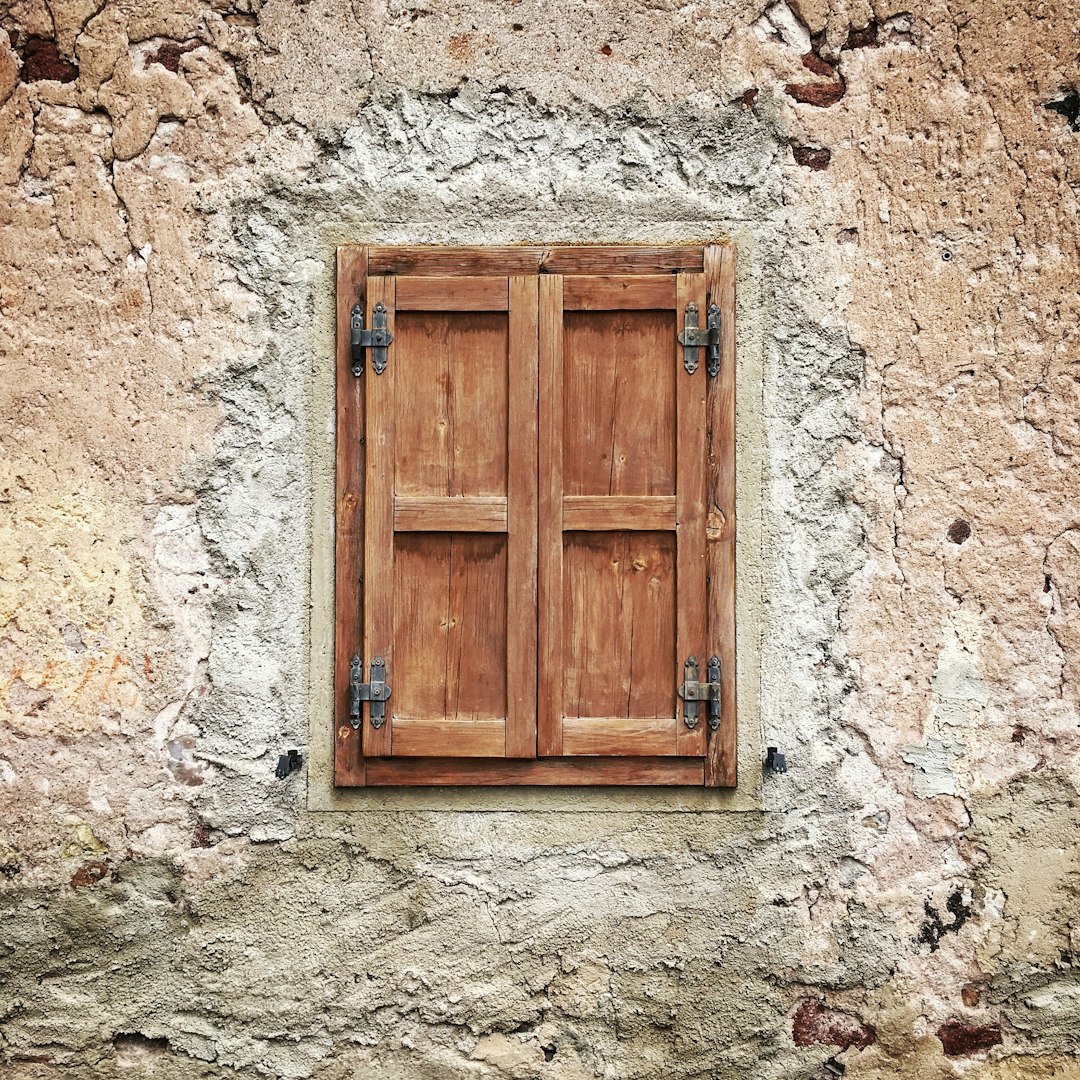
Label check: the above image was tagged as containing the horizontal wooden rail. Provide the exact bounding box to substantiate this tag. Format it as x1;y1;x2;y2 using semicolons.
561;717;679;756
365;756;706;785
394;496;508;532
562;495;677;531
390;718;506;757
366;246;707;276
394;276;509;311
562;275;677;310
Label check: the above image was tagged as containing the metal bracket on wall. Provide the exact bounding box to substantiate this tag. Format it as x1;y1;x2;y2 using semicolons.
678;302;721;376
348;655;392;729
349;302;393;376
677;655;721;731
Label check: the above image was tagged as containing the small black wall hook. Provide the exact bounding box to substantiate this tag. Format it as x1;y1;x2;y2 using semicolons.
764;746;788;774
275;749;302;779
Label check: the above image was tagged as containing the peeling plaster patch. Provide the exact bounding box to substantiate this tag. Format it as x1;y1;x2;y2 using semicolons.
901;737;961;798
902;610;991;796
754;2;811;53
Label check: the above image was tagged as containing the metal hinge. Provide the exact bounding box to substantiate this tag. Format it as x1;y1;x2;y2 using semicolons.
677;655;721;731
349;302;393;376
348;655;392;729
678;302;720;376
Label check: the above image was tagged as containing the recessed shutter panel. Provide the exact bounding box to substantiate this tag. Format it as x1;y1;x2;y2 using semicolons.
361;274;539;758
538;272;710;758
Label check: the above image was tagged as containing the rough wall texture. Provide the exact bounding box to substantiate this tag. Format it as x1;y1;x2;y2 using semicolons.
1;0;1079;1076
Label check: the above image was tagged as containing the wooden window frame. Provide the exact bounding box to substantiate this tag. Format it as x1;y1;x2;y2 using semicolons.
334;245;736;788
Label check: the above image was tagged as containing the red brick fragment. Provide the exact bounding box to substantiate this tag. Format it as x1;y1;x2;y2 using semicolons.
937;1020;1002;1056
792;1000;875;1051
845;22;880;50
792;146;831;171
786;81;845;107
801;51;836;78
70;861;109;888
21;37;78;83
144;39;200;73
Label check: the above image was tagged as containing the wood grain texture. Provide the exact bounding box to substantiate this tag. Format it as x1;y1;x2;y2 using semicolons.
394;496;508;532
362;275;396;758
563;531;676;722
391;718;506;757
562;717;678;756
674;272;709;757
395;276;509;310
537;275;564;756
393;311;507;498
365;757;706;785
562;495;676;531
366;246;705;277
505;276;539;758
704;244;737;787
562;275;676;310
334;246;367;786
563;310;677;497
541;247;702;275
393;533;508;728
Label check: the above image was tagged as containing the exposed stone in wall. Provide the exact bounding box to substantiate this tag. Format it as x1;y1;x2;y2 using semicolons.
1;0;1078;1076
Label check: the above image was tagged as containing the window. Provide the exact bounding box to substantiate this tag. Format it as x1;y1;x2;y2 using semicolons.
334;246;735;787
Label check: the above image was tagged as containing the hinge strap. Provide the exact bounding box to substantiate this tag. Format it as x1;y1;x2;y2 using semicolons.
349;302;393;376
348;655;392;729
678;302;720;376
677;655;721;731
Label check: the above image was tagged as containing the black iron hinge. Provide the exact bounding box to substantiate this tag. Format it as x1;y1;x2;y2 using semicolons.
678;302;721;376
349;302;393;376
677;655;721;731
348;655;392;729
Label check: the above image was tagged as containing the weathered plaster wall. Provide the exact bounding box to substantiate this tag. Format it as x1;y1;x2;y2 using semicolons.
1;0;1078;1076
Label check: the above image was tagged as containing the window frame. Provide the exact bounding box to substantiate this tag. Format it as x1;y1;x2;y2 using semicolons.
334;245;736;788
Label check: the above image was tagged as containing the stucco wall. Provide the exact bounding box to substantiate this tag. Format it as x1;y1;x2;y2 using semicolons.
2;0;1079;1076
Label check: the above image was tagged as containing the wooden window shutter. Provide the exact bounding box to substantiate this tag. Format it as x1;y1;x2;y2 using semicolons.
334;246;736;788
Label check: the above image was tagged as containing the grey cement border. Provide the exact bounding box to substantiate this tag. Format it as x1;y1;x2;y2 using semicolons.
306;226;765;812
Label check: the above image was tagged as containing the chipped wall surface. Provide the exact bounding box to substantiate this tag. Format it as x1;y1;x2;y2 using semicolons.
1;0;1078;1075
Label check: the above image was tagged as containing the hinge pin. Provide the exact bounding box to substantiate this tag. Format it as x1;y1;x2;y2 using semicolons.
348;655;392;729
677;654;721;730
678;302;721;376
349;302;393;376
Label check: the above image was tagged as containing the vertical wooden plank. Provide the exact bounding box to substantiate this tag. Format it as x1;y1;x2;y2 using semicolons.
538;275;564;756
362;275;396;758
393;534;508;723
393;312;508;498
675;272;709;758
563;531;676;723
334;246;367;786
563;311;677;497
506;276;539;757
704;244;738;787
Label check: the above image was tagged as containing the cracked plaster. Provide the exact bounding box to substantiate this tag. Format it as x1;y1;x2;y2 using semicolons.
1;0;1079;1076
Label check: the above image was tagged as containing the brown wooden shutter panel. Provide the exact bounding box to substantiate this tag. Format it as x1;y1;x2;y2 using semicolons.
361;273;538;760
334;246;736;787
538;272;709;759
